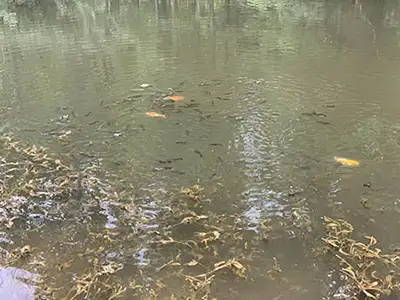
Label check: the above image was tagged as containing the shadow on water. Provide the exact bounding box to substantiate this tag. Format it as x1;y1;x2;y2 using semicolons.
1;0;400;298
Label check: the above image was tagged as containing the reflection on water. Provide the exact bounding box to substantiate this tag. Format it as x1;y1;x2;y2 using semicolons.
236;80;287;228
1;0;400;298
0;267;37;300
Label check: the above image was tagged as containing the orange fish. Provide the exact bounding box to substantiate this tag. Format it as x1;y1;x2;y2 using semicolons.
164;95;185;102
334;156;360;167
145;112;166;118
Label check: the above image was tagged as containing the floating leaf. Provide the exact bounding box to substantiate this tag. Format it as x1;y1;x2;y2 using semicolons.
334;156;360;167
145;112;166;118
164;95;185;102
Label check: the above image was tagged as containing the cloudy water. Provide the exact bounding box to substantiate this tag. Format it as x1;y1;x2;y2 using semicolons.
1;0;400;299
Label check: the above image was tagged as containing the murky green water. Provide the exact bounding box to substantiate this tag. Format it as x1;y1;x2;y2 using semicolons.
2;0;400;299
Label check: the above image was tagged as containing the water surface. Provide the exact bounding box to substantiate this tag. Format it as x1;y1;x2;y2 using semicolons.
1;0;400;299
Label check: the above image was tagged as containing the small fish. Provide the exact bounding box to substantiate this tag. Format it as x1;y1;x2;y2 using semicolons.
316;120;330;125
194;150;203;158
0;122;9;134
334;157;360;167
164;95;185;102
145;112;166;118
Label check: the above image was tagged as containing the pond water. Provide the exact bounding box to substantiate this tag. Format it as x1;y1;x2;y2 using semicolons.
1;0;400;299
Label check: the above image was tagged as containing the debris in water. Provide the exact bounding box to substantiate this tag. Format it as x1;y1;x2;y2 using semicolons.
322;216;400;299
181;184;204;202
197;230;221;247
65;261;125;299
207;258;246;278
180;213;208;224
186;259;199;267
0;135;252;299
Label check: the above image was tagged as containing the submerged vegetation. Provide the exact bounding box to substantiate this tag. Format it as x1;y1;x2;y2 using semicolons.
0;136;253;298
2;135;400;299
323;217;400;299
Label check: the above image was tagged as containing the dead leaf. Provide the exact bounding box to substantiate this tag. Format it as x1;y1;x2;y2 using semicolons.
164;95;185;102
146;112;167;118
180;214;208;224
198;231;221;247
211;259;247;278
186;260;199;266
334;156;360;167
